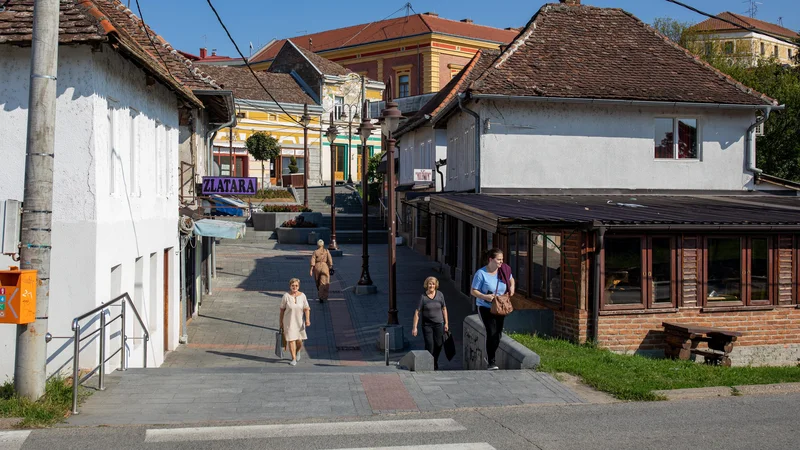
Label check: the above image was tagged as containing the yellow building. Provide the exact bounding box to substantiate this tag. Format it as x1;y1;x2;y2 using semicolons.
249;12;518;98
688;12;798;66
201;40;384;187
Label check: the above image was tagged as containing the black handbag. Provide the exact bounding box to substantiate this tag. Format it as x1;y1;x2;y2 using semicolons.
443;330;456;361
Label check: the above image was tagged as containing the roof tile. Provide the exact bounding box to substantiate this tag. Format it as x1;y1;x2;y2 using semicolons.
199;65;315;105
689;12;800;39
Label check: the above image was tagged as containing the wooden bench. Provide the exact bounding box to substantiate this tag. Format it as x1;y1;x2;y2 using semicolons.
662;322;743;367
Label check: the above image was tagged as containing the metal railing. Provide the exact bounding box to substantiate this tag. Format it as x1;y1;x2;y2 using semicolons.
377;197;402;230
47;293;149;414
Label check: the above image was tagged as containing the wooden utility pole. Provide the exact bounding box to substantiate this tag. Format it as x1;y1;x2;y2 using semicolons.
15;0;61;400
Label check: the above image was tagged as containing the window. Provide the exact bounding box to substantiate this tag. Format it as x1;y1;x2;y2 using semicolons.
334;96;344;121
724;41;734;54
602;236;675;309
773;45;779;57
704;42;713;56
129;109;139;196
526;232;562;304
703;237;773;307
398;74;410;98
654;118;698;159
789;48;793;59
281;156;304;174
760;42;766;56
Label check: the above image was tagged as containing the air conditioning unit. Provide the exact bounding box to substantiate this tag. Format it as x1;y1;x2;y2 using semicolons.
1;199;22;256
754;122;764;136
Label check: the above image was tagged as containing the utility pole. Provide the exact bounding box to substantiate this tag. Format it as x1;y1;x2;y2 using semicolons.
15;0;61;400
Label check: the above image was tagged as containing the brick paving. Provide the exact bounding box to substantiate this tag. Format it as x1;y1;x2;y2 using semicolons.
64;232;586;426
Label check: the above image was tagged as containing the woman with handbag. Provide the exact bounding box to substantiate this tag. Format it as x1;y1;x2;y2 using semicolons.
471;248;514;370
279;278;311;366
411;276;449;370
310;239;334;303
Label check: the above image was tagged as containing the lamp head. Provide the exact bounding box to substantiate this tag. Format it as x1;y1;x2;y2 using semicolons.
326;113;338;145
380;100;401;137
300;113;311;127
358;117;374;144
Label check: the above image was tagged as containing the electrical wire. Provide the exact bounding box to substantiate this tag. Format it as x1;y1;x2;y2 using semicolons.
339;3;411;49
206;0;307;127
134;0;182;87
666;0;799;46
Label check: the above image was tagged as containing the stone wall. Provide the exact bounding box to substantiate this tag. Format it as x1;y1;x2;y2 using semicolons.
463;315;540;370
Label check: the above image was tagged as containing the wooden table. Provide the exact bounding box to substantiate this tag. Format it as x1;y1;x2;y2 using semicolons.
662;322;743;367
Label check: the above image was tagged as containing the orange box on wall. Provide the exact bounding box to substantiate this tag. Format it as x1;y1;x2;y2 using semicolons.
0;269;37;325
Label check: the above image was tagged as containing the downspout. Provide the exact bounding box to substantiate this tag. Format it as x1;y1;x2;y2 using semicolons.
746;106;772;176
457;94;481;193
434;158;445;192
591;226;606;344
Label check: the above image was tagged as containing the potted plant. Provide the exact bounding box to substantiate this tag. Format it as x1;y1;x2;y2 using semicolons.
276;214;330;244
282;155;305;188
251;205;322;232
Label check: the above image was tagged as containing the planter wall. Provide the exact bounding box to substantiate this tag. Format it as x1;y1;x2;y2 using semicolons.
252;212;322;232
281;174;305;188
276;227;331;245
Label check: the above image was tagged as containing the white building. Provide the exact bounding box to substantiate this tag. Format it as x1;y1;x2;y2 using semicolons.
0;1;234;381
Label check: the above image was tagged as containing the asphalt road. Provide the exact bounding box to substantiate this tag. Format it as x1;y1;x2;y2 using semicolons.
4;393;799;450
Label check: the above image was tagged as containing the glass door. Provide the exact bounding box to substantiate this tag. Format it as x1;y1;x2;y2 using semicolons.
334;145;346;182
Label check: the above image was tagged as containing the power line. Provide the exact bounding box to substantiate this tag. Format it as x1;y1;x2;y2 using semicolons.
134;0;181;87
339;3;411;49
666;0;798;46
205;0;306;127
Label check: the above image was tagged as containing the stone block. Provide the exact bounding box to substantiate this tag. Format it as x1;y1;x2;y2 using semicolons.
398;350;434;372
276;227;330;245
462;314;540;370
354;284;378;295
329;249;343;257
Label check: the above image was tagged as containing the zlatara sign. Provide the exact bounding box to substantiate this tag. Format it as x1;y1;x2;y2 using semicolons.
201;177;258;195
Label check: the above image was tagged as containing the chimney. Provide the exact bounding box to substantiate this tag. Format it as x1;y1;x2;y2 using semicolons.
460;18;473;24
211;48;217;56
423;11;438;17
504;27;520;31
560;0;581;4
199;47;207;59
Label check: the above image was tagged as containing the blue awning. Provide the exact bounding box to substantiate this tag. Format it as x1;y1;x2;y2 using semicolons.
204;195;248;217
193;219;246;239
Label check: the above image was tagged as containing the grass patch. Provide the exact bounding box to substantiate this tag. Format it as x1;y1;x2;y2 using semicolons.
0;377;89;428
510;333;800;401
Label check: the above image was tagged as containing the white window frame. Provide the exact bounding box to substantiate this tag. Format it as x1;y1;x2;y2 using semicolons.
334;96;344;121
654;117;701;161
129;108;140;196
108;99;119;196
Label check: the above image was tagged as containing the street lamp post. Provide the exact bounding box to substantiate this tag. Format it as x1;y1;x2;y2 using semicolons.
300;103;311;208
325;113;339;251
356;101;375;291
380;97;402;325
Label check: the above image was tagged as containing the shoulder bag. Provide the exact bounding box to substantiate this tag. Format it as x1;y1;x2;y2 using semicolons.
490;276;513;316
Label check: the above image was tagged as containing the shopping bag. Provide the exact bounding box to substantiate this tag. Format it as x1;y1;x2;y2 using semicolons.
443;331;456;361
275;330;285;359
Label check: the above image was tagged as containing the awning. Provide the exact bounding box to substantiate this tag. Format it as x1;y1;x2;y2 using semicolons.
193;219;246;239
203;195;249;216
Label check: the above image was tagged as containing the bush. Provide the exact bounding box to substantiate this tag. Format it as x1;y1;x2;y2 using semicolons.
262;205;312;212
254;189;294;200
288;155;299;174
281;217;318;228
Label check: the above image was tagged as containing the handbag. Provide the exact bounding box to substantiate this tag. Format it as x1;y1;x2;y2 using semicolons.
490;277;514;316
275;329;285;359
443;330;456;361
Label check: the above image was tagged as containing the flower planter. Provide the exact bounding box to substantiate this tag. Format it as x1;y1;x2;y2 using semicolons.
276;227;331;245
281;174;305;188
252;212;322;232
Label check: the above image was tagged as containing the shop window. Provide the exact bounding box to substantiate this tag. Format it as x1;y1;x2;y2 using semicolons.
603;237;644;307
527;232;562;304
518;231;529;295
654;118;698;159
706;237;741;303
281;156;304;174
650;237;673;305
703;236;773;307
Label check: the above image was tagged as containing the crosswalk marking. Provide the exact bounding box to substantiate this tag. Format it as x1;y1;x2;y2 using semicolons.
145;418;466;443
321;444;497;450
0;430;31;450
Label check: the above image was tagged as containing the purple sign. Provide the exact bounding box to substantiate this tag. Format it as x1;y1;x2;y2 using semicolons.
201;177;258;195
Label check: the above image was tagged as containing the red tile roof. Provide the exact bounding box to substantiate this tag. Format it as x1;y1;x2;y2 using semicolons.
468;3;776;106
288;40;351;76
251;13;517;63
0;0;220;106
199;65;315;105
689;12;800;39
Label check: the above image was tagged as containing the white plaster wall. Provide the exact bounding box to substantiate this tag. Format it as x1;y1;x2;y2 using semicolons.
0;44;180;382
445;111;478;192
462;100;755;191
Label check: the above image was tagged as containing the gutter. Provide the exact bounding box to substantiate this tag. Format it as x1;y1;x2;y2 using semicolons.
470;94;786;111
457;95;481;194
746;106;773;176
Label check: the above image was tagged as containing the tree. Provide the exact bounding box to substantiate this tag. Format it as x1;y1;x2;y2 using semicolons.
245;131;280;189
651;17;697;49
288;155;299;173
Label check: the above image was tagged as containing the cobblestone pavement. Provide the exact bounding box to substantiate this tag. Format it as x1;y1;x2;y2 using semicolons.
66;233;585;426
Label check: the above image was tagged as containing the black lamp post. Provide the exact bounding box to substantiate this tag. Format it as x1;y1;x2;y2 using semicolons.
357;100;374;288
380;96;402;325
300;103;311;208
340;104;360;185
325;113;339;251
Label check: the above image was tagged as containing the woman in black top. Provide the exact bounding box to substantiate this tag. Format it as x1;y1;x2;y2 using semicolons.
412;276;449;370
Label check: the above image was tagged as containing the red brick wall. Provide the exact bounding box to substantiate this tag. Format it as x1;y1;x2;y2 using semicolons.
383;55;423;96
438;54;472;89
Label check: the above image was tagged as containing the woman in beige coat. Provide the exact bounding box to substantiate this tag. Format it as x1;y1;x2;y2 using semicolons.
310;239;333;302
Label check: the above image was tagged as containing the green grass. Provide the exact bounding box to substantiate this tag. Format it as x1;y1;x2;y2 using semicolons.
510;333;800;401
0;377;89;428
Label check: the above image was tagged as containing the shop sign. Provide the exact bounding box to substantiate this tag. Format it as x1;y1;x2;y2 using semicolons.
413;169;433;182
201;177;258;195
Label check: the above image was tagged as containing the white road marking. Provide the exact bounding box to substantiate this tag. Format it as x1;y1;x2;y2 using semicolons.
145;418;466;443
0;430;32;450
321;444;497;450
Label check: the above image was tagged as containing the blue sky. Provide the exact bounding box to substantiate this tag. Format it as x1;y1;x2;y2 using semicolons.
134;0;799;58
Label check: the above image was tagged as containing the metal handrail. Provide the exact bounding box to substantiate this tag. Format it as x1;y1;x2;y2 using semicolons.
69;293;149;414
377;197;401;228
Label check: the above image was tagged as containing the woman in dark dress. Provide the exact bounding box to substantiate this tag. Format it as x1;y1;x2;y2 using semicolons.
412;276;449;370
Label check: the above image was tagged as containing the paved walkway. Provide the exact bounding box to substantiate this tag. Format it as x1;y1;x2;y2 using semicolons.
66;235;584;426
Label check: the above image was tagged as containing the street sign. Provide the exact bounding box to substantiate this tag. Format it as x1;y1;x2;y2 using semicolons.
413;169;433;183
201;177;258;195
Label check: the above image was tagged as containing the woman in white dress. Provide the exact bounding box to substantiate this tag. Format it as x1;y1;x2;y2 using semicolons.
279;278;311;366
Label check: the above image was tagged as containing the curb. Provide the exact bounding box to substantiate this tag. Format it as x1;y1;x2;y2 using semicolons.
654;382;800;400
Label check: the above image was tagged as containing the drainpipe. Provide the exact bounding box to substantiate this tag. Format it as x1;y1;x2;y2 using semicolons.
745;106;772;176
591;226;606;344
434;158;445;192
457;95;481;194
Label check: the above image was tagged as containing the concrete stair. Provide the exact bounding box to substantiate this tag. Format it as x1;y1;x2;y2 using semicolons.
296;185;362;214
